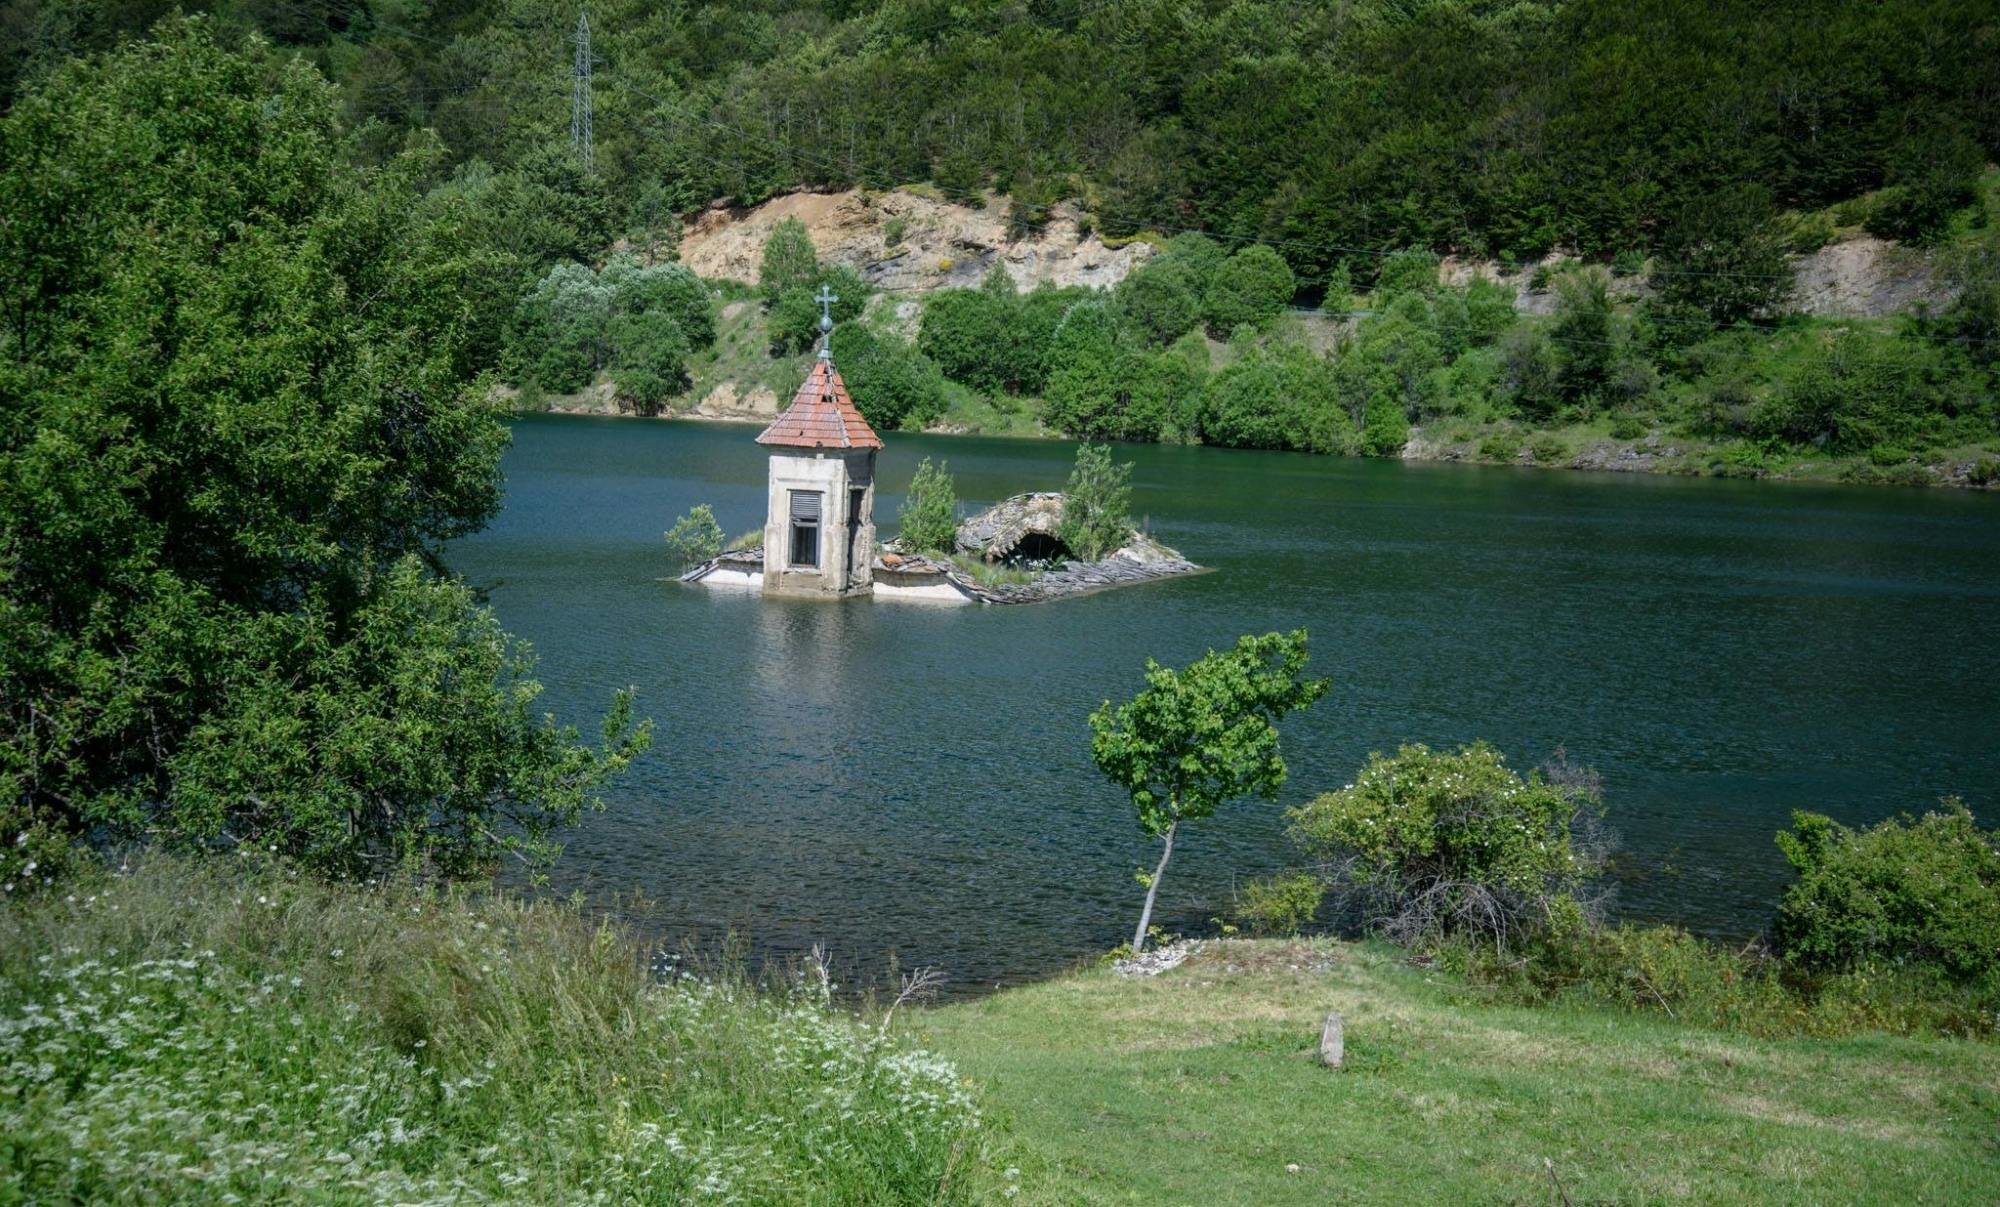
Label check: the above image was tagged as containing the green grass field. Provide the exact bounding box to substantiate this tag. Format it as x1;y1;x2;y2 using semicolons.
919;939;2000;1204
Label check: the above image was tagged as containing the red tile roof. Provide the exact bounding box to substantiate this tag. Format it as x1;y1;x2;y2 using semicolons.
755;359;883;450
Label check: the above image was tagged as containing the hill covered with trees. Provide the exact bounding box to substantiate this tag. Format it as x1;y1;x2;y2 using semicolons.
6;0;1995;269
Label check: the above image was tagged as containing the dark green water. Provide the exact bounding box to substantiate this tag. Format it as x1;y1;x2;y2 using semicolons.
454;415;2000;991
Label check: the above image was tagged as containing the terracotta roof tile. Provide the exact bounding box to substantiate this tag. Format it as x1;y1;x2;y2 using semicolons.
755;360;884;450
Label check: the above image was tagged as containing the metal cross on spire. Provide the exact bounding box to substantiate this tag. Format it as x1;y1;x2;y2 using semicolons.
814;284;839;360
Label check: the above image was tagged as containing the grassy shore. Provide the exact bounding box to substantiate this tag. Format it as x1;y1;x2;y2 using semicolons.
0;858;987;1204
918;938;2000;1204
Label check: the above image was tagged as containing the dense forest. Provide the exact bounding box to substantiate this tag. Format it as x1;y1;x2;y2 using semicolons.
6;0;1996;269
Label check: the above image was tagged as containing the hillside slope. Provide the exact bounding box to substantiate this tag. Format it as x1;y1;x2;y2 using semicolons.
920;939;2000;1204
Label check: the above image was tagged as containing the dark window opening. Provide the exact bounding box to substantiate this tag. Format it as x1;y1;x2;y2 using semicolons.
789;490;822;568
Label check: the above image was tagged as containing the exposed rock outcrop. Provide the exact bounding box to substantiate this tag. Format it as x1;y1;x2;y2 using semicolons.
679;189;1153;294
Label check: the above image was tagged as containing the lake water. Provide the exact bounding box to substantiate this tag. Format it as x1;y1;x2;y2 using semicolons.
454;415;2000;991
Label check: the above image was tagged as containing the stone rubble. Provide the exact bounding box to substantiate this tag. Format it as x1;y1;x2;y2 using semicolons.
1111;939;1203;978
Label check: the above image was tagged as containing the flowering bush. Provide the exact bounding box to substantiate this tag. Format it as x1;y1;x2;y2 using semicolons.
0;859;985;1204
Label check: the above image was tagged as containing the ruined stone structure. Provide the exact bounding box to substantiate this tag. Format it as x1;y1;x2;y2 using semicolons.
753;289;881;598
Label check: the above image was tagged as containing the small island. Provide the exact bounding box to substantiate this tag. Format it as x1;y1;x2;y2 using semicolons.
679;293;1204;605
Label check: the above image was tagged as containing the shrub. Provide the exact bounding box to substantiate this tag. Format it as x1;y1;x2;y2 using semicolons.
1529;433;1569;464
664;503;725;568
1865;128;1985;243
758;215;818;305
0;858;985;1203
1609;413;1647;440
769;265;868;355
1114;259;1202;346
1203;245;1294;337
1774;800;2000;982
897;458;959;553
1479;429;1523;461
1057;443;1133;561
1652;184;1794;327
1360;393;1410;457
829;323;947;430
1230;871;1325;937
1290;743;1608;949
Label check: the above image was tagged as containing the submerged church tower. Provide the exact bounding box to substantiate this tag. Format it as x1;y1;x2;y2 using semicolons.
755;287;881;597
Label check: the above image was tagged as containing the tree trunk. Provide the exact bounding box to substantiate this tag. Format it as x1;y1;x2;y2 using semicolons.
1131;820;1178;954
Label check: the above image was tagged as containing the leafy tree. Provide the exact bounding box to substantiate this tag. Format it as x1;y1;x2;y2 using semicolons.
1114;259;1202;346
917;288;1011;392
1372;248;1442;299
1866;127;1986;243
1090;631;1329;953
759;216;819;305
1041;303;1126;436
1360;393;1411;457
769;265;868;355
1203;245;1295;337
896;458;959;553
1551;267;1617;404
0;20;649;878
1201;343;1346;452
1289;744;1608;949
1651;185;1794;328
1155;233;1227;298
604;256;715;349
1057;444;1134;561
1500;327;1563;419
1774;799;2000;981
829;323;947;430
514;262;615;392
609;311;692;414
663;504;725;568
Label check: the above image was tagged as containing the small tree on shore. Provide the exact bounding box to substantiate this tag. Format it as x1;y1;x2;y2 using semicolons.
1090;630;1329;954
897;458;959;553
1058;443;1134;561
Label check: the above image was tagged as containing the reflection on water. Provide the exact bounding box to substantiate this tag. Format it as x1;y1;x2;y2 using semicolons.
452;415;2000;992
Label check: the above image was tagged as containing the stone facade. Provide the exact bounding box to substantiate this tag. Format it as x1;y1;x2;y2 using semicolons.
762;449;876;598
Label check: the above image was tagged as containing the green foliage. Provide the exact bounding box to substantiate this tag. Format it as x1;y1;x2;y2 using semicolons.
1360;393;1412;457
512;254;715;404
1290;744;1607;948
897;458;959;554
1229;871;1325;937
920;279;1081;396
828;322;946;430
0;858;984;1202
1651;185;1795;328
1529;433;1570;464
1774;800;2000;981
1057;444;1134;561
1551;267;1617;404
1115;259;1202;346
0;21;647;879
1866;128;1986;243
768;264;868;355
13;0;1998;286
663;503;725;569
758;216;818;305
1090;631;1329;951
1201;343;1348;452
1203;245;1295;338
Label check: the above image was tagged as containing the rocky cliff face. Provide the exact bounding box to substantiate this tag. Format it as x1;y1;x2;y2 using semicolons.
678;189;1154;294
683;189;1952;321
